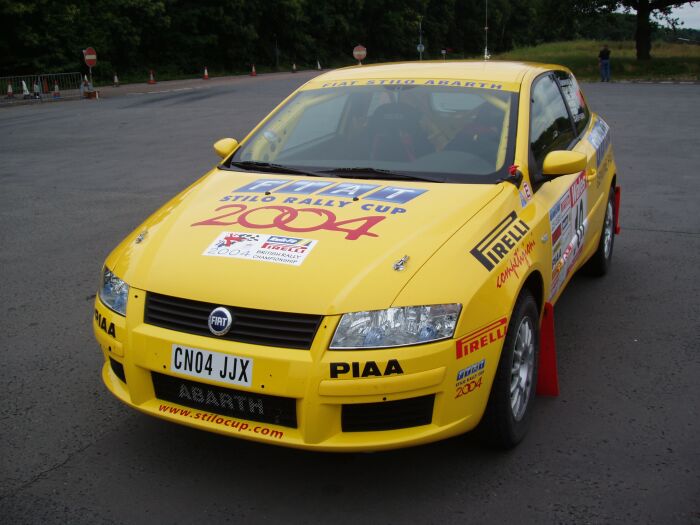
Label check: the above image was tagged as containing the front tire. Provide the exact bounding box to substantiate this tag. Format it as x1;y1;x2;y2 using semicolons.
480;291;539;449
584;186;616;276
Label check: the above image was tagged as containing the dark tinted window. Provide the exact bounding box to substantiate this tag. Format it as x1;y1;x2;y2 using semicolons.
530;74;576;169
556;71;590;136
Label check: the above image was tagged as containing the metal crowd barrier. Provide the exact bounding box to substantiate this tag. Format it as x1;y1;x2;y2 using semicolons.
1;72;84;105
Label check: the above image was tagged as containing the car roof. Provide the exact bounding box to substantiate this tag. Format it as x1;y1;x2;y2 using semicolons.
312;60;564;86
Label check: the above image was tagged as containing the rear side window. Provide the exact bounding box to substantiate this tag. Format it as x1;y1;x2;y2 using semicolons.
530;74;576;169
556;71;590;136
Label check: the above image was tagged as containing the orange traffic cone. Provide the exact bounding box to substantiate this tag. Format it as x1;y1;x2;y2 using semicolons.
6;83;13;98
203;66;209;80
250;64;257;77
148;70;156;84
53;81;60;98
292;63;297;73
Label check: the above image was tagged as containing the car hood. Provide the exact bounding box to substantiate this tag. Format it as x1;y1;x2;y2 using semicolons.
111;170;503;314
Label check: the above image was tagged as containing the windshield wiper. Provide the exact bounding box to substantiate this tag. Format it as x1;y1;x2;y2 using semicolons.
318;167;444;182
229;161;326;178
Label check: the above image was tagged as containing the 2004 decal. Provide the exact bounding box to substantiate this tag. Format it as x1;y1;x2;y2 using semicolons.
192;204;385;241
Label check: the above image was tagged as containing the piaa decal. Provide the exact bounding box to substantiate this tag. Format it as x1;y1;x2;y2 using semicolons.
330;360;403;379
94;309;116;338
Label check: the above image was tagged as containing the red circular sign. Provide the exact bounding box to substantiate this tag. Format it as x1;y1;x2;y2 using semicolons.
83;47;97;68
352;45;367;61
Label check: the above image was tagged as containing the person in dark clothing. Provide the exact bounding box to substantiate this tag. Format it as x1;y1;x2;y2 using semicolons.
598;45;611;82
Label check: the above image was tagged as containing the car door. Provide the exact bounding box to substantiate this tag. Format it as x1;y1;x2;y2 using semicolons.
555;71;609;255
527;72;595;302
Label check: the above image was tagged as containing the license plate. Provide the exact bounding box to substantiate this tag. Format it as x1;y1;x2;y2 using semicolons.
170;344;252;387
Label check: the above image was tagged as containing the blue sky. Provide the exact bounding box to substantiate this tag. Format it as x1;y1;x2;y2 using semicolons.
618;4;700;30
664;3;700;30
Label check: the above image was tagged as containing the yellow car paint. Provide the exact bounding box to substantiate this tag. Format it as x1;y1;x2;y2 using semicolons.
95;61;618;450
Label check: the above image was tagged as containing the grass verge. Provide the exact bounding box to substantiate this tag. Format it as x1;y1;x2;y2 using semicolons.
495;40;700;81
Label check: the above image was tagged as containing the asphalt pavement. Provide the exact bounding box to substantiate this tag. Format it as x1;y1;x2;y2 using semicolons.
0;71;698;524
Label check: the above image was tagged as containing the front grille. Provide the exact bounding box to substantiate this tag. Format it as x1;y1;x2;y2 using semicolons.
110;357;126;383
152;372;297;428
342;394;435;432
144;292;322;350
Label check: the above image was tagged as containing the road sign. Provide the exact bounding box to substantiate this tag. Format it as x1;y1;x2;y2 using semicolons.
83;47;97;68
353;45;367;63
417;43;425;53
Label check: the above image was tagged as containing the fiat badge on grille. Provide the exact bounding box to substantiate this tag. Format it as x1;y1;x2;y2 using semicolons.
208;307;233;336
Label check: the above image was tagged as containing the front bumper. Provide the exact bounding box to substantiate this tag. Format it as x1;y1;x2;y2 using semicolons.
94;288;498;451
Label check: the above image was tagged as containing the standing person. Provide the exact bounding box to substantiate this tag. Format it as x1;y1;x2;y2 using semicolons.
598;44;611;82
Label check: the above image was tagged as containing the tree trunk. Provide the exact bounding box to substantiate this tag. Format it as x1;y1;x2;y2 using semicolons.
635;2;652;60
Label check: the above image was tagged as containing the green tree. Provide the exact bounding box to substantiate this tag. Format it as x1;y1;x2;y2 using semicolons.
619;1;695;59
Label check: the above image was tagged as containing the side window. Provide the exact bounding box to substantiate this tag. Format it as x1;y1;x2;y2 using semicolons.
556;71;590;136
284;93;349;150
530;74;576;170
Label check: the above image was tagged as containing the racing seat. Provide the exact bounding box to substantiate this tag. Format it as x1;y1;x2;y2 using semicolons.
368;102;432;162
445;102;504;165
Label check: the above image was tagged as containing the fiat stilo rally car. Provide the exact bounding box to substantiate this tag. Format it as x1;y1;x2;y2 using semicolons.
94;61;620;450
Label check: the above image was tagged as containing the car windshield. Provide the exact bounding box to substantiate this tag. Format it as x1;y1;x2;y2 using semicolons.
228;83;518;183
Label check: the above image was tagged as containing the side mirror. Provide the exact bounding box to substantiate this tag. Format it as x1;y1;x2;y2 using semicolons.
213;138;239;159
542;150;587;177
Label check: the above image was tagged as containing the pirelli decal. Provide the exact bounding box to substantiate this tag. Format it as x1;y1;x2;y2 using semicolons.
456;318;507;359
470;211;531;271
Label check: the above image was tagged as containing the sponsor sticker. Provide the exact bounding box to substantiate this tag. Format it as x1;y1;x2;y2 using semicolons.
203;232;317;266
455;359;486;399
456;359;486;385
470;211;531;271
230;178;427;205
495;239;536;288
309;78;518;92
94;308;116;338
456;318;507;359
329;360;404;379
548;171;588;299
519;181;533;207
587;118;611;169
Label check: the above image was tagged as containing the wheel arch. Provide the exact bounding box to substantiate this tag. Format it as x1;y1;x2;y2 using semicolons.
519;269;544;316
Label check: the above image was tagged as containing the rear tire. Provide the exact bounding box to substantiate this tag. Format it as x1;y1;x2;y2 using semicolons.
584;187;616;276
480;291;539;449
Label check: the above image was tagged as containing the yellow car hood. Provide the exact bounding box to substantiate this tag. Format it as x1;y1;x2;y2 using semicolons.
111;170;503;314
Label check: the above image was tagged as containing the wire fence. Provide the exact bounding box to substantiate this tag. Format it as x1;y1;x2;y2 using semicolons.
1;72;85;106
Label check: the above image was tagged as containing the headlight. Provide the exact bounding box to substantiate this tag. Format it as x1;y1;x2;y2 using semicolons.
99;267;129;316
330;304;461;349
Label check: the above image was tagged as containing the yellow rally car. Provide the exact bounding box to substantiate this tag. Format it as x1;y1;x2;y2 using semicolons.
94;61;620;450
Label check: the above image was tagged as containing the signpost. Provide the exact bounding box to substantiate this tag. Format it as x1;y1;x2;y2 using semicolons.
418;16;424;60
83;47;97;86
353;45;367;65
